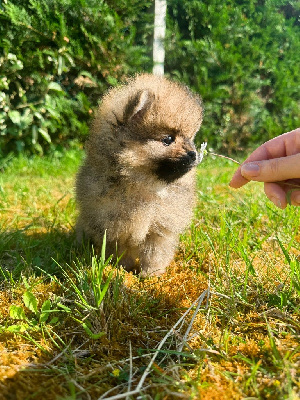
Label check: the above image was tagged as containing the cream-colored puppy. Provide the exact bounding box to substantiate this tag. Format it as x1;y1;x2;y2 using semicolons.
76;74;203;276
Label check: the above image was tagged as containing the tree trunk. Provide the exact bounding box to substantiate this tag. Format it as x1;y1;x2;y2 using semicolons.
153;0;167;76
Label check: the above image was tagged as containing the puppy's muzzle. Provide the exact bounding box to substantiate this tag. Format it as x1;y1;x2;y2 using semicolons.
156;150;198;183
187;151;197;162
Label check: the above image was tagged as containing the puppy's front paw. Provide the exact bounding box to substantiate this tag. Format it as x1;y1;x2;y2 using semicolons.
139;264;167;278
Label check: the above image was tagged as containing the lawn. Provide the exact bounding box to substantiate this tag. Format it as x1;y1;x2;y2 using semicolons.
0;149;299;400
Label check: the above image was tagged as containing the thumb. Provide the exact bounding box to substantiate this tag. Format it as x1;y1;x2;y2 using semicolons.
241;154;300;182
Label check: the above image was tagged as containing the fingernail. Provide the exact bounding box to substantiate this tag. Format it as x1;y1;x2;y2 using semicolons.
241;163;260;177
270;197;282;208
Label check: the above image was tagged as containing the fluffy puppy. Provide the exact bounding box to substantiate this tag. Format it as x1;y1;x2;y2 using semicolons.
76;74;203;276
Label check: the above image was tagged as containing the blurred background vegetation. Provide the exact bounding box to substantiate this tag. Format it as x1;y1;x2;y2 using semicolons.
0;0;299;156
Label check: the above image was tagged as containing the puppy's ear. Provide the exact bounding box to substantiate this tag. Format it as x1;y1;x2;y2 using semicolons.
123;90;154;123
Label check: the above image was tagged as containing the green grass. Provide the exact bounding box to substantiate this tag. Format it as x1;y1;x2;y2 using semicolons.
0;149;299;400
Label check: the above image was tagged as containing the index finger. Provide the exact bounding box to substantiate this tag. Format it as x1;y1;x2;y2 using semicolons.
229;129;300;188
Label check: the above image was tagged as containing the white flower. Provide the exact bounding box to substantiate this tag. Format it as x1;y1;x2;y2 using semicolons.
198;142;208;163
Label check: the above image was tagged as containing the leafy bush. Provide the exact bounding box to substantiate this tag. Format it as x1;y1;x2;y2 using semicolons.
0;0;152;155
0;52;91;154
1;0;299;155
166;0;300;152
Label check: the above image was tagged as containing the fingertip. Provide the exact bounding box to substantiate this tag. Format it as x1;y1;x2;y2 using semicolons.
264;182;287;209
270;196;287;209
229;179;241;188
229;170;249;189
229;168;240;188
290;190;300;206
228;178;239;189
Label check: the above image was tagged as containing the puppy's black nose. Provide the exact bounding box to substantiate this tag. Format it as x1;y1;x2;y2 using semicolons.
187;151;197;162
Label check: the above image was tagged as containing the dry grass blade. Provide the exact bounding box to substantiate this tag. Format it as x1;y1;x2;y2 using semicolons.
127;340;133;397
99;288;209;400
135;288;209;392
177;287;210;352
209;152;241;165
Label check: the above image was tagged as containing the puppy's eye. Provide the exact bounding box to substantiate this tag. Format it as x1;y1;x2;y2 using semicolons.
162;135;175;146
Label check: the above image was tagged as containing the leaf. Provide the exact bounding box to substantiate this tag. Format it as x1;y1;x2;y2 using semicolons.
9;305;26;320
81;322;105;340
58;56;64;75
33;112;43;120
38;128;51;143
106;76;118;86
101;230;107;264
6;324;28;333
276;236;291;264
48;82;64;92
8;110;21;124
57;303;72;313
80;70;98;83
41;299;51;312
23;291;38;313
32;125;38;144
49;316;59;325
39;299;51;323
96;270;113;307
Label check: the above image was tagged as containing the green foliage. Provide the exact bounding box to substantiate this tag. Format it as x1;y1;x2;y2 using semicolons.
166;0;300;152
5;288;66;334
0;0;299;154
0;0;152;154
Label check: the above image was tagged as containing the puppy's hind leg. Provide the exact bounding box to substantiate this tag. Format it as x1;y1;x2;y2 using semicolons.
139;233;178;277
116;244;141;274
75;215;86;244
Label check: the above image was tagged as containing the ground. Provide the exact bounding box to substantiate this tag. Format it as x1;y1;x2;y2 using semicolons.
0;149;299;399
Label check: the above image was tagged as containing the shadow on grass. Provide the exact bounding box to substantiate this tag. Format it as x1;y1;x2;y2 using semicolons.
0;226;211;399
0;228;192;400
0;226;79;280
0;226;115;399
0;228;83;398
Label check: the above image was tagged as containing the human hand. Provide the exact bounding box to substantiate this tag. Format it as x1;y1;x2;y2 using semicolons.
229;128;300;209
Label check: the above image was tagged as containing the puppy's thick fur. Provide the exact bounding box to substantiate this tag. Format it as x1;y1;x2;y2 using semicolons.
76;74;203;276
